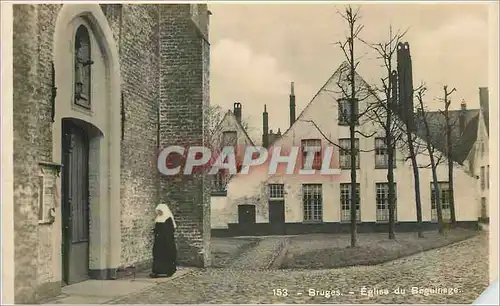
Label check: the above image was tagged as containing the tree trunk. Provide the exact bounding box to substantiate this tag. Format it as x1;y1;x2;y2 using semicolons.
387;144;396;240
350;122;357;247
430;158;444;235
446;124;457;226
348;8;357;248
422;114;445;234
408;134;424;238
387;98;396;240
448;156;456;225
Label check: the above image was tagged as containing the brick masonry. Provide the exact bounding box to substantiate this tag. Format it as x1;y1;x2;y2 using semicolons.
12;3;210;303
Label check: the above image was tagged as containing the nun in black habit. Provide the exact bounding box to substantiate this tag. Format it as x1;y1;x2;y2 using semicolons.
150;203;177;278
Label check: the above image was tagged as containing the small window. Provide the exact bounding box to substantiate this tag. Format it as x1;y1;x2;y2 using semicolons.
338;98;359;126
480;166;485;190
340;183;360;222
301;139;322;170
339;138;360;169
376;183;397;222
222;131;237;147
430;182;451;221
268;184;284;200
487;165;490;189
375;137;396;169
74;25;93;109
481;197;487;219
302;184;322;222
213;170;227;193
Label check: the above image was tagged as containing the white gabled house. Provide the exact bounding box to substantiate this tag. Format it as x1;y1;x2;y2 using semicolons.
210;102;256;227
469;88;490;222
210;61;481;237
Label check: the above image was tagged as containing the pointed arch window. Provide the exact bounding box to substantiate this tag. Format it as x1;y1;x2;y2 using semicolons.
74;25;94;108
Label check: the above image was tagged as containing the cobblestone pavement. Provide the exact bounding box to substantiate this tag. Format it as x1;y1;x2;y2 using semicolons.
228;237;288;270
109;233;488;304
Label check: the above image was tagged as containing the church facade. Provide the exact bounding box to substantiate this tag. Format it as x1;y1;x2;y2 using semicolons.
12;3;210;303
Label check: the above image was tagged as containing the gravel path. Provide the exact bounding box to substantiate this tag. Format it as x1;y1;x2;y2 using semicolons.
110;233;488;304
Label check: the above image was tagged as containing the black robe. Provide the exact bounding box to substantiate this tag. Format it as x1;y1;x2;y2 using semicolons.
152;217;177;276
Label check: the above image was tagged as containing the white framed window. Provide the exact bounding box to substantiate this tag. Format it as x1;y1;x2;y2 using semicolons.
339;138;360;169
268;184;284;200
431;182;451;221
376;183;397;222
375;137;396;169
340;183;360;222
222;131;237;147
480;166;485;190
301;139;322;170
481;197;487;219
487;165;490;189
338;98;359;126
213;170;227;193
302;184;322;222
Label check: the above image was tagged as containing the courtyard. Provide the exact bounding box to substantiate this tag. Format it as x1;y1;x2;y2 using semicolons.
103;230;488;304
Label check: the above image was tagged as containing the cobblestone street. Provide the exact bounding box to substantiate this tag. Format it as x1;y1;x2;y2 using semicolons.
109;232;488;304
228;237;288;270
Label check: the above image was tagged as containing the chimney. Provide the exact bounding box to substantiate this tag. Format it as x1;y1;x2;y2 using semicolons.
233;102;242;123
262;104;269;148
290;82;296;127
277;128;281;136
459;99;467;135
397;42;414;130
479;87;489;112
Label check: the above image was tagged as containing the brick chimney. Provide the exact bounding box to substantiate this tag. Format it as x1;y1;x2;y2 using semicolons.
233;102;242;123
397;42;414;130
459;99;467;135
290;82;296;127
262;104;269;148
479;87;489;112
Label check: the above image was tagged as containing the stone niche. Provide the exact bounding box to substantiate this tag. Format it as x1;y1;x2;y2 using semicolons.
38;162;62;225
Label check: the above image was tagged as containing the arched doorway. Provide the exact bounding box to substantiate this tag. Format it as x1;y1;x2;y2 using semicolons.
53;4;122;284
61;120;91;284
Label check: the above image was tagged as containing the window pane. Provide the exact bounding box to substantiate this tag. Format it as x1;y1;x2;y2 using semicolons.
302;184;323;222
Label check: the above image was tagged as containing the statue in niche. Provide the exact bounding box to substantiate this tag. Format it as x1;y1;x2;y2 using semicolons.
74;27;94;107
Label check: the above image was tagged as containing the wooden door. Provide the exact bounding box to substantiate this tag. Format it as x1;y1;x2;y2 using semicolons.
61;121;90;285
268;200;285;235
238;205;256;235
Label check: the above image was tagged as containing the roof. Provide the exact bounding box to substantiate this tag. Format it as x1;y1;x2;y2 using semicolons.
267;61;480;166
480;88;489;135
215;110;256;146
268;61;355;148
414;109;480;165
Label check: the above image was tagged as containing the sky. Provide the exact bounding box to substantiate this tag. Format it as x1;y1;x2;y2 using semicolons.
208;2;491;143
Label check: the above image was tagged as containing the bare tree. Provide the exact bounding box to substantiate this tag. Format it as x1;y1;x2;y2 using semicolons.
440;85;458;226
334;5;378;247
363;26;407;239
415;87;446;234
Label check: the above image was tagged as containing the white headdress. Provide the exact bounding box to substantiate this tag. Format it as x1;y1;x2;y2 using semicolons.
155;204;177;228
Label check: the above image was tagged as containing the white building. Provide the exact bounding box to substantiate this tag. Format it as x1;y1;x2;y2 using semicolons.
471;88;490;222
210;51;484;237
210;103;255;225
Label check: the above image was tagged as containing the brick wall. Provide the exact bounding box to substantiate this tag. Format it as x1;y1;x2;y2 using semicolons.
13;4;62;303
100;4;162;268
12;3;211;302
158;4;211;267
